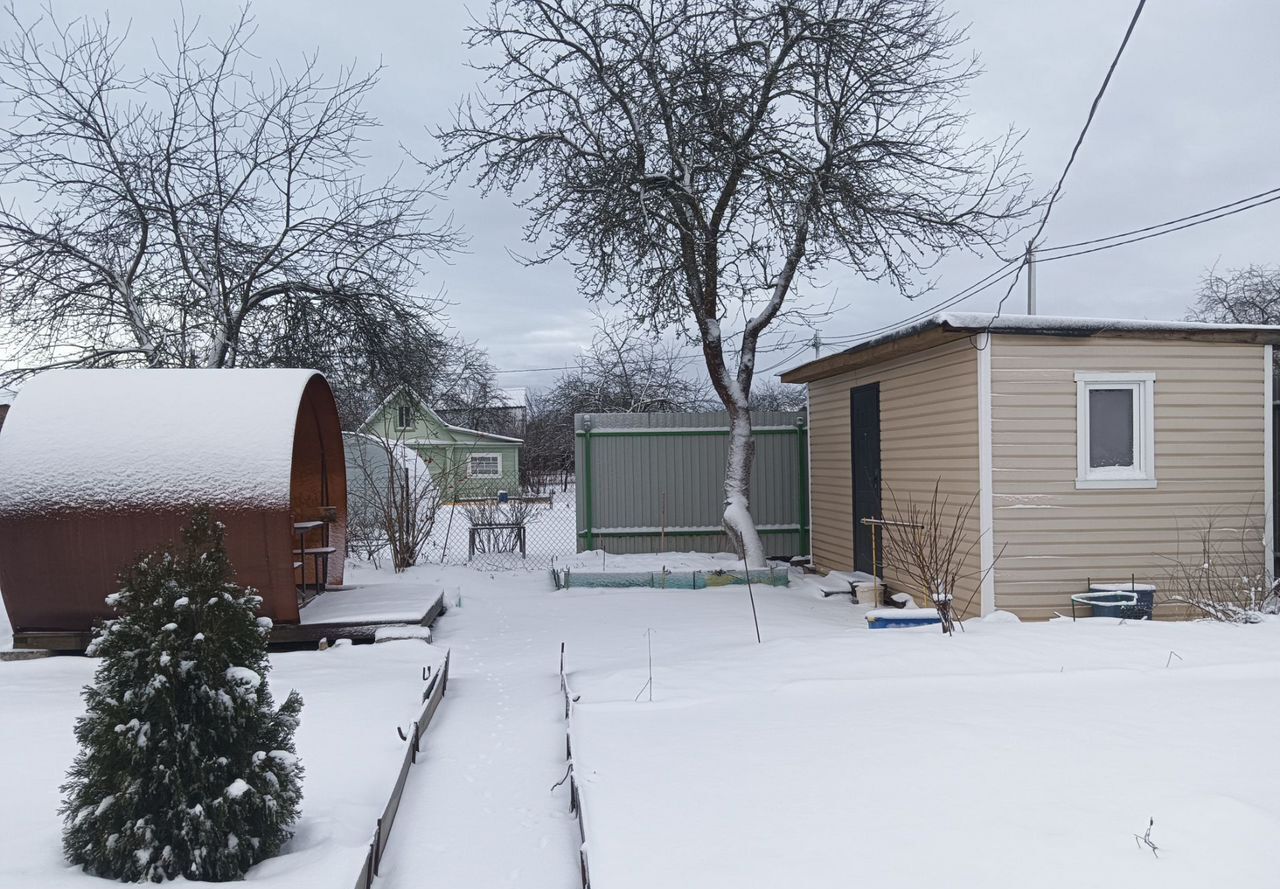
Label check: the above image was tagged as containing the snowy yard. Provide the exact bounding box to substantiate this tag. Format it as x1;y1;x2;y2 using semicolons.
0;631;445;889
568;610;1280;889
5;559;1280;889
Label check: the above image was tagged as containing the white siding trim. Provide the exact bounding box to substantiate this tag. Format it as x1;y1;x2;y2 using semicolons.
1265;345;1274;578
805;383;814;559
977;333;995;615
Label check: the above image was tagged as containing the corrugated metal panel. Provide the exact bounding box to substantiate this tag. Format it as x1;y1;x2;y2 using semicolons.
574;411;807;557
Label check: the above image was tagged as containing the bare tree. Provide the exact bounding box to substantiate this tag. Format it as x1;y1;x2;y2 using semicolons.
1161;510;1278;623
878;483;994;634
433;0;1030;564
520;391;577;492
331;333;501;431
0;7;458;381
748;379;808;412
1187;264;1280;369
557;314;711;415
346;430;459;571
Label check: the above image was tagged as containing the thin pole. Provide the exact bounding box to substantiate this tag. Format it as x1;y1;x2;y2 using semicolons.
743;555;762;644
646;629;653;702
1026;239;1037;315
660;492;666;551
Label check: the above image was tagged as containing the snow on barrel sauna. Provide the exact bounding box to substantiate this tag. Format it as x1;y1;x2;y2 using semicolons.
0;369;347;651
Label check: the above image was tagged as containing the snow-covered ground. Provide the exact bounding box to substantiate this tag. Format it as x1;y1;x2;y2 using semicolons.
0;637;445;889
6;557;1280;889
369;561;849;889
568;613;1280;889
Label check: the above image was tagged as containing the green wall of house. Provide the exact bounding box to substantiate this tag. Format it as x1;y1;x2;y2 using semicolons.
362;390;522;500
407;441;522;500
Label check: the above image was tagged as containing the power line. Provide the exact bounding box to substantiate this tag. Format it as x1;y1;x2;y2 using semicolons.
1039;184;1280;253
758;341;814;374
499;175;1278;376
791;184;1280;363
819;260;1022;346
1036;191;1280;263
994;0;1149;316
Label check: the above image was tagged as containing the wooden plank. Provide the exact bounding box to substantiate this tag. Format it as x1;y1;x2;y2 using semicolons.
13;630;93;652
0;648;55;661
420;591;446;627
16;589;446;652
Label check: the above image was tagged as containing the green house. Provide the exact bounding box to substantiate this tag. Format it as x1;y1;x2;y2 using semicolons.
359;386;523;500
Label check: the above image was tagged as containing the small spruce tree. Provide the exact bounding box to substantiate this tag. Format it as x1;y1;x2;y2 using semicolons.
60;510;304;882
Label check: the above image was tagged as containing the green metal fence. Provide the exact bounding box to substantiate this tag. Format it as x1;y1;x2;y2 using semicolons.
574;411;809;558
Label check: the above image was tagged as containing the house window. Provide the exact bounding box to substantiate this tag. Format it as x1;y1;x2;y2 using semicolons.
1075;373;1156;489
468;453;502;478
396;405;414;430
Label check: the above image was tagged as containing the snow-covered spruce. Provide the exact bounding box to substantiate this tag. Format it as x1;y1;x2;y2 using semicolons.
60;511;303;882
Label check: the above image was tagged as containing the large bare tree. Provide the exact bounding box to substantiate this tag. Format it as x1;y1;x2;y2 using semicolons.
0;7;457;380
433;0;1030;564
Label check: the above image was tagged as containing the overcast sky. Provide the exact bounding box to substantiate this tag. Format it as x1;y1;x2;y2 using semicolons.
8;0;1280;389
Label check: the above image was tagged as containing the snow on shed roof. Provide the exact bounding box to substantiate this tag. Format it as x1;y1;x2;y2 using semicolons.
781;312;1280;383
936;311;1280;336
0;369;322;516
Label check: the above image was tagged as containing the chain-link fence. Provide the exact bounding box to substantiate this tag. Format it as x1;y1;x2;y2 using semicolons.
345;437;579;571
428;486;578;569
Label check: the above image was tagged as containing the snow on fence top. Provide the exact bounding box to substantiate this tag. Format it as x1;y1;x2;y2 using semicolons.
0;369;323;516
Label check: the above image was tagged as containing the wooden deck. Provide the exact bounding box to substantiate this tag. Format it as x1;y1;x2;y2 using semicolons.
11;589;447;654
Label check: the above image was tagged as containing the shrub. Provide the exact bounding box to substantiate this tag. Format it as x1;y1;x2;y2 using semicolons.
60;511;303;882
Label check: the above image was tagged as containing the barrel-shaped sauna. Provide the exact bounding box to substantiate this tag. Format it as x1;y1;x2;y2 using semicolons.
0;369;346;649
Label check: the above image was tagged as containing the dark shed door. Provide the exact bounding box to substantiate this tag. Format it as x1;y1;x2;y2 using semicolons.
850;383;882;574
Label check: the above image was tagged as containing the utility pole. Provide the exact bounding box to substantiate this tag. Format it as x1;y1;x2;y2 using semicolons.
810;332;822;360
1026;239;1037;315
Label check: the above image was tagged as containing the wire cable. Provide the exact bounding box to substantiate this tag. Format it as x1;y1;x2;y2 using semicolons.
1035;191;1280;263
992;0;1149;318
1038;184;1280;253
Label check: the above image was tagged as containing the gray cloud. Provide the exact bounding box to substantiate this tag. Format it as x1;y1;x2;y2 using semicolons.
8;0;1278;387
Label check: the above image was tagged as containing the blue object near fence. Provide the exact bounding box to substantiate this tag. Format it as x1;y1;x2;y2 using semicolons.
865;609;942;629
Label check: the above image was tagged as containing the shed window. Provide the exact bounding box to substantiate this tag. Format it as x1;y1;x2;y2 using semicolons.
1075;373;1155;489
468;453;502;478
396;405;414;430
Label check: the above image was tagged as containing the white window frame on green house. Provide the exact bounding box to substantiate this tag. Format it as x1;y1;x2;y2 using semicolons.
1074;372;1156;489
467;452;502;479
396;404;414;430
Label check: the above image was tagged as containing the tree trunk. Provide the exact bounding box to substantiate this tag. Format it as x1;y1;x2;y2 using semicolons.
723;405;767;568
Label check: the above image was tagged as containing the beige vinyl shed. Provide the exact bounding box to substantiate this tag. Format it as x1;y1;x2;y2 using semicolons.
782;313;1280;621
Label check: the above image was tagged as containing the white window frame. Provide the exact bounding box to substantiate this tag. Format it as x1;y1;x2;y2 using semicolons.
1075;372;1156;489
467;452;502;479
396;404;414;431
